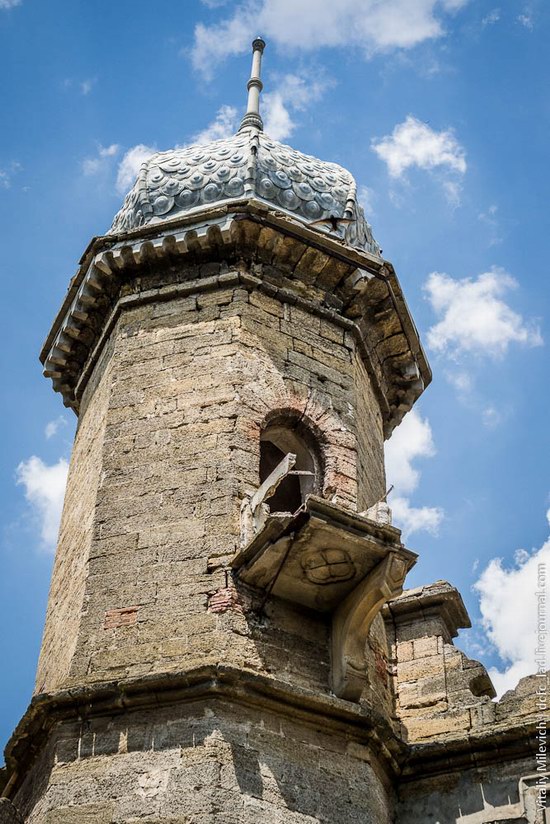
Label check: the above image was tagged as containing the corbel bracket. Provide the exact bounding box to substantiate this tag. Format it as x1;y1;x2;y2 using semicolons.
331;553;408;701
234;495;415;701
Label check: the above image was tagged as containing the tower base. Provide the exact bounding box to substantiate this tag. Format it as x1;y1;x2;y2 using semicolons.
5;667;400;823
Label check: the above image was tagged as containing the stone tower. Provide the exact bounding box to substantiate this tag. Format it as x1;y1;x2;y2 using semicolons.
1;40;543;824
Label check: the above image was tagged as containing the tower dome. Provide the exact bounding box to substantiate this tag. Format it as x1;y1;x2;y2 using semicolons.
110;39;380;257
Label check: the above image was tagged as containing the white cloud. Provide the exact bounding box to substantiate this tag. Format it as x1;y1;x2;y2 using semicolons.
473;509;550;697
478;203;502;246
191;13;251;79
372;115;466;179
441;179;462;208
262;72;329;140
62;77;96;95
45;415;68;440
481;8;500;26
80;78;96;95
424;268;543;358
482;405;503;429
82;143;120;177
391;496;443;539
518;12;534;29
275;73;320;109
16;456;69;550
192;105;239;144
191;0;469;78
0;0;21;8
445;369;473;397
385;410;444;539
262;93;294;141
357;185;375;217
0;161;22;189
187;74;328;146
445;371;510;426
385;409;436;495
116;144;156;195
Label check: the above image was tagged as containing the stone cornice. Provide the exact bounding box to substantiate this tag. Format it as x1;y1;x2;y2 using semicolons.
40;201;430;438
0;664;539;800
0;664;406;800
400;720;540;781
382;580;471;640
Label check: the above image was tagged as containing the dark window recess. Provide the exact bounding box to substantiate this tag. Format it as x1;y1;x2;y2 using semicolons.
259;424;320;515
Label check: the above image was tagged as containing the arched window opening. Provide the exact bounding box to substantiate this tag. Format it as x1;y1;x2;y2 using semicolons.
259;422;320;515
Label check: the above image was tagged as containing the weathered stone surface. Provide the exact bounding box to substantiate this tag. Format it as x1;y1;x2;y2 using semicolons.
397;755;543;823
41;211;431;438
21;267;541;822
12;256;539;823
378;584;545;822
35;338;114;694
0;799;23;824
35;283;391;704
383;580;503;746
13;697;396;824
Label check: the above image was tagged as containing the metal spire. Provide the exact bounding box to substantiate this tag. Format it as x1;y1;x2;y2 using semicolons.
239;37;266;131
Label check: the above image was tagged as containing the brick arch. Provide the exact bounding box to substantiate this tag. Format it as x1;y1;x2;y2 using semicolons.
256;391;358;511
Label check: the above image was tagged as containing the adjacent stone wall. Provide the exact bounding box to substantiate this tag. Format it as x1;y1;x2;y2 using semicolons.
14;699;395;824
396;674;547;823
0;799;23;824
384;581;496;742
385;585;548;823
398;753;544;823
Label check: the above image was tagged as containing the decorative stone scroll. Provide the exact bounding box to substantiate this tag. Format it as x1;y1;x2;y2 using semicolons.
331;553;408;701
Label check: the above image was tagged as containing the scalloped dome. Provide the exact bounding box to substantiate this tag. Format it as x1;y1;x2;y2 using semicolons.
109;127;380;256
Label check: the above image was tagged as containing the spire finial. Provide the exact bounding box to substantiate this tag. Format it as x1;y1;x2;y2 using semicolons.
239;36;266;132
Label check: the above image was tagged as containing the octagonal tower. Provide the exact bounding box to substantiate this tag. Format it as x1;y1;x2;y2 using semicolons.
3;40;432;823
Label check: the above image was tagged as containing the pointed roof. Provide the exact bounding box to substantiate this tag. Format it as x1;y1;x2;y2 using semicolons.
110;39;380;256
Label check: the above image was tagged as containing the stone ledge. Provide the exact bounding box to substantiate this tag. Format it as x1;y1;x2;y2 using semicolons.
1;663;407;801
383;580;471;642
400;719;540;781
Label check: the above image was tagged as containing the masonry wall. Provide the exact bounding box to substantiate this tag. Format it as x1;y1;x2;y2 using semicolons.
384;583;496;743
396;675;547;823
13;700;396;824
397;753;543;824
35;272;389;709
35;339;115;694
384;584;547;824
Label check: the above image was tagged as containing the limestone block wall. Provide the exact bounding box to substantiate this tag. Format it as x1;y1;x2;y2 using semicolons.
385;584;547;823
35;271;389;708
384;581;496;743
398;753;545;823
35;340;115;694
13;699;396;824
396;675;548;823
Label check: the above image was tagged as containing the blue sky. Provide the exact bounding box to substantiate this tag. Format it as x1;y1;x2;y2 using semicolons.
0;0;548;754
